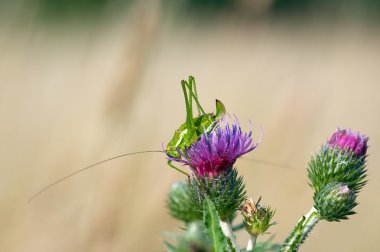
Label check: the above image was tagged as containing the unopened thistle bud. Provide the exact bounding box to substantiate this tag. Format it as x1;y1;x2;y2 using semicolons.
167;181;202;223
241;198;276;236
314;182;357;222
308;128;368;193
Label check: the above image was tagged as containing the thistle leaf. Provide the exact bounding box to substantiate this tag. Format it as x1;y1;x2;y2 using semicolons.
203;197;228;252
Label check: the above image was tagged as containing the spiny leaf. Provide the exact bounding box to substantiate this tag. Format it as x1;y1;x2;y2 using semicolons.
203;197;228;252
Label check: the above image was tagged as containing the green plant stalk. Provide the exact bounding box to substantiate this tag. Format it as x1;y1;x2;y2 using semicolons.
280;207;320;252
220;219;240;252
246;235;257;251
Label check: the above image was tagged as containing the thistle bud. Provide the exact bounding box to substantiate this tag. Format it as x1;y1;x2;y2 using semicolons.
308;128;368;193
241;198;276;236
167;181;202;223
314;182;357;222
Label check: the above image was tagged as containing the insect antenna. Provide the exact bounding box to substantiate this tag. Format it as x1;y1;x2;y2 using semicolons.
240;157;294;170
28;150;292;203
28;150;165;203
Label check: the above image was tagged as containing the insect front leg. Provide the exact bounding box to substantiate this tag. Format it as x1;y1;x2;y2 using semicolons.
167;160;189;177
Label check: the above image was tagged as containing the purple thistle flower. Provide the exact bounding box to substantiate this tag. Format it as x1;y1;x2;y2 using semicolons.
328;128;368;157
167;116;260;177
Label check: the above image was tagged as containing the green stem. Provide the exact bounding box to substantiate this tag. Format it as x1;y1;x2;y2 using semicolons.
246;235;257;251
220;219;240;252
280;207;320;252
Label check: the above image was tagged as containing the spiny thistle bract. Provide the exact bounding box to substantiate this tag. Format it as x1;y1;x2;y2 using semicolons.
189;168;246;221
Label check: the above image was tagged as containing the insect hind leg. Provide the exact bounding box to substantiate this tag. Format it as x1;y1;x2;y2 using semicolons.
187;76;206;115
181;80;194;130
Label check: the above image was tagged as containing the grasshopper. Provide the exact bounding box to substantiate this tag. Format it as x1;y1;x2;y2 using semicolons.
165;76;226;176
28;76;225;202
28;76;292;202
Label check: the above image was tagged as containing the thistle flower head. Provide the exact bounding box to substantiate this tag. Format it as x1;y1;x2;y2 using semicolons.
241;197;276;236
328;128;368;157
167;116;260;177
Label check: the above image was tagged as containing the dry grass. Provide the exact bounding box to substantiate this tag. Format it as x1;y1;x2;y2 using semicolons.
0;3;379;251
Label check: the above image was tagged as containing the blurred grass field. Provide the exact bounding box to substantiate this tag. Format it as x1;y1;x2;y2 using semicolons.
0;1;380;251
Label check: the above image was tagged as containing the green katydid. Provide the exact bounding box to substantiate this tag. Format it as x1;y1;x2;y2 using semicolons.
28;76;291;202
165;76;226;176
28;76;225;202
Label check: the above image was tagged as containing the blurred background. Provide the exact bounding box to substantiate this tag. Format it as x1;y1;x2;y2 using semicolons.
1;0;379;251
